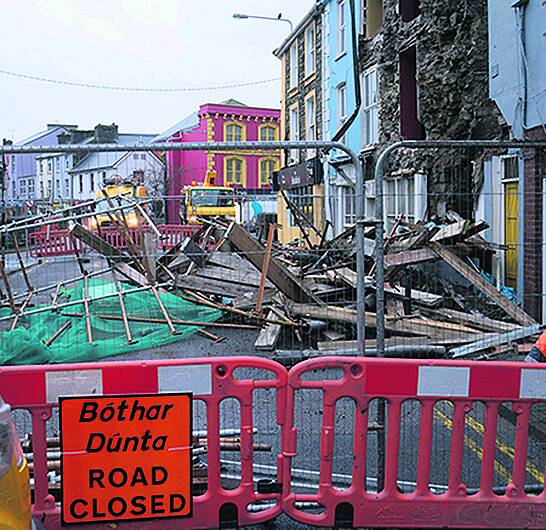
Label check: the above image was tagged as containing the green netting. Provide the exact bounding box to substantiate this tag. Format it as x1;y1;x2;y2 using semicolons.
0;279;221;365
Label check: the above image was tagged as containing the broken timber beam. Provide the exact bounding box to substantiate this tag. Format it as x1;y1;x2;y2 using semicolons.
429;242;536;327
228;223;321;304
384;247;437;268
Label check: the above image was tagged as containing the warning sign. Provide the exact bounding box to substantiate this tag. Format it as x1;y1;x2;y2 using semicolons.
60;393;192;524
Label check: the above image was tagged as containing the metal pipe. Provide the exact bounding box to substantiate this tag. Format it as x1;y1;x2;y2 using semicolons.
0;281;172;323
83;275;93;344
13;266;112;301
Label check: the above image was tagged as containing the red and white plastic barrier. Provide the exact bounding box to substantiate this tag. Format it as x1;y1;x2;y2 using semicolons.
2;356;546;529
282;357;546;528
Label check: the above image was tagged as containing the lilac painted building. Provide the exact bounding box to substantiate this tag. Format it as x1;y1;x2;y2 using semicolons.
7;124;76;213
156;100;281;223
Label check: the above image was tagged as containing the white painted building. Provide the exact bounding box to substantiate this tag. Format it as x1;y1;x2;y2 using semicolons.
70;150;164;202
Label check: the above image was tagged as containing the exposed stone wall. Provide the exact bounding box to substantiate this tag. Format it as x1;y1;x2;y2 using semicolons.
359;0;505;219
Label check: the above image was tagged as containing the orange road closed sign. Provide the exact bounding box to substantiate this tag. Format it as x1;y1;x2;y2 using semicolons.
60;393;192;524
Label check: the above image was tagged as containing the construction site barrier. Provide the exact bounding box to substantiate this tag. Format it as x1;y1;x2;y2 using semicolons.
283;356;546;529
157;224;200;251
0;356;287;529
28;230;83;258
28;224;199;257
2;356;546;528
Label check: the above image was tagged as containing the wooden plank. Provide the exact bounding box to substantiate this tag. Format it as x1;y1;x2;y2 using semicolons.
228;224;320;303
429;242;536;326
254;310;282;351
70;223;127;262
317;333;499;352
334;267;357;288
194;266;271;288
176;274;257;298
384;247;437;268
434;308;521;333
383;284;443;306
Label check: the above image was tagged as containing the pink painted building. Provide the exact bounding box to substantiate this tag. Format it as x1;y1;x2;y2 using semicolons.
157;100;281;223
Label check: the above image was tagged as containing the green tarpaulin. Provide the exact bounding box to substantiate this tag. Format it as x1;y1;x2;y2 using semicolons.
0;279;221;365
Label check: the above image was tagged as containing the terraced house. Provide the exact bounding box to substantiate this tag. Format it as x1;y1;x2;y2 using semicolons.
273;3;325;245
157;100;281;224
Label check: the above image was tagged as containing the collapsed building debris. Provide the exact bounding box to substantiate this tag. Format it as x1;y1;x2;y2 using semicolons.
0;191;540;365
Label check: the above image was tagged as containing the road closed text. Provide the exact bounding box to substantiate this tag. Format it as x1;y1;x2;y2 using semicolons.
60;394;192;524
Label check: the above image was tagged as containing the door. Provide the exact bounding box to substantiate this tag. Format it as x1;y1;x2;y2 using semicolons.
504;181;519;289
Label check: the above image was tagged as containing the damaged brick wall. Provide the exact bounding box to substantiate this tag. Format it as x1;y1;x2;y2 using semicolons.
360;0;505;219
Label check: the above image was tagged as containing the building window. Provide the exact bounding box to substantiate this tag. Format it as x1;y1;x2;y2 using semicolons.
384;174;426;231
140;154;146;160
289;104;300;164
400;46;425;139
399;0;419;22
90;172;94;191
337;0;346;55
28;178;34;194
224;156;245;185
79;174;83;193
343;186;356;226
20;179;26;196
65;178;69;196
290;42;298;89
47;159;52;173
66;157;70;169
305;95;316;141
133;154;139;160
364;0;384;38
47;180;52;197
102;171;107;184
503;156;519;180
56;158;60;171
305;23;315;77
337;83;347;125
259;158;279;187
259;124;278;141
287;185;314;226
362;67;379;145
224;122;245;142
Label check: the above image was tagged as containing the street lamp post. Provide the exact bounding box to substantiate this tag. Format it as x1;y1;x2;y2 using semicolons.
233;13;294;32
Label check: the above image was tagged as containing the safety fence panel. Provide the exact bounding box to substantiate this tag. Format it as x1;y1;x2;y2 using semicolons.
28;225;199;257
0;356;287;530
157;224;201;251
28;230;83;258
282;356;546;529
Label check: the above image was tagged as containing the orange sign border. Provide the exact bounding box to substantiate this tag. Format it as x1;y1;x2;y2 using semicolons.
59;392;193;525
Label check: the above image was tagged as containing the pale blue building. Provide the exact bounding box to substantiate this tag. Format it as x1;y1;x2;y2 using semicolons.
321;0;375;236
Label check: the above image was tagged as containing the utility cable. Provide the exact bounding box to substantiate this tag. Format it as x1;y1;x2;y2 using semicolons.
0;68;280;92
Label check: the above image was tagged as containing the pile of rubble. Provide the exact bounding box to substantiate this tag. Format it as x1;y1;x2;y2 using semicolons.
0;194;539;364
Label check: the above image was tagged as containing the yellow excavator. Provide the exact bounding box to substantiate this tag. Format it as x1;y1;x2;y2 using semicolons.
88;178;147;230
180;171;236;225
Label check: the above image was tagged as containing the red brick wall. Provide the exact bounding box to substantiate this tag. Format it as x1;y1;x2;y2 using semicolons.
523;127;546;321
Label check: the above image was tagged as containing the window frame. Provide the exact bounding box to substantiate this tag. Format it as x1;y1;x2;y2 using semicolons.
361;66;379;146
258;124;279;142
289;102;300;164
289;42;298;89
304;22;316;78
337;0;346;56
337;82;347;126
224;121;246;142
383;173;426;231
224;155;246;186
258;157;279;187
